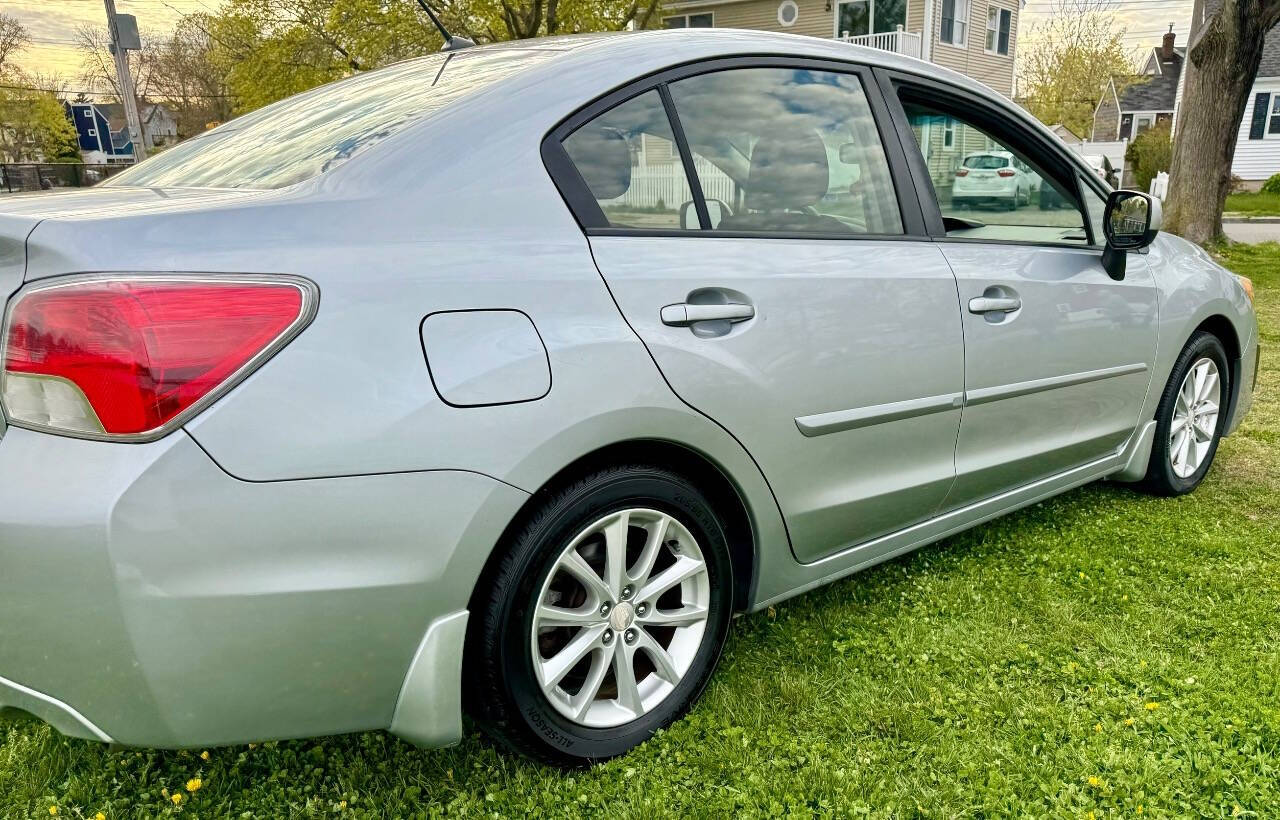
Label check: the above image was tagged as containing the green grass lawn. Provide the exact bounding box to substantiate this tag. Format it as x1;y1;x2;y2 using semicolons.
2;246;1278;819
1225;191;1280;216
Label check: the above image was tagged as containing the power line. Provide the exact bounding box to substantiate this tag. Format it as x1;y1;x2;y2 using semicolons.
0;81;234;98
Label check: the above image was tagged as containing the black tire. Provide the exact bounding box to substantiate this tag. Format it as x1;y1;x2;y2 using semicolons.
464;465;734;766
1139;331;1231;496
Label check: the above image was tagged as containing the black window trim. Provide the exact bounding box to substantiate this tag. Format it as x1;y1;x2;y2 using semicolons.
874;67;1110;249
540;54;931;241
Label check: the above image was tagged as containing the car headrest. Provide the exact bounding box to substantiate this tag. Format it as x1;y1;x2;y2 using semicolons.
566;126;632;200
746;127;829;212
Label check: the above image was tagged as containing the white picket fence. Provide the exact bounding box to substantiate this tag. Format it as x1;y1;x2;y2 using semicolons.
1149;171;1170;201
613;161;736;209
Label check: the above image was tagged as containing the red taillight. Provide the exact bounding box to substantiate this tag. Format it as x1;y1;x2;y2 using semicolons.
955;169;970;177
997;169;1017;178
2;277;313;439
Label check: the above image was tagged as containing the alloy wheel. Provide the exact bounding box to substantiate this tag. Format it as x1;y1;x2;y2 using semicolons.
530;508;711;728
1169;357;1221;478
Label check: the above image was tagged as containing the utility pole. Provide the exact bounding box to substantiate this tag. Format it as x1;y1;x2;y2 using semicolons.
102;0;147;161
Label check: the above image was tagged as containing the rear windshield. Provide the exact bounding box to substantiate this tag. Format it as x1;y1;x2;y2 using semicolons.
106;48;552;190
963;155;1010;169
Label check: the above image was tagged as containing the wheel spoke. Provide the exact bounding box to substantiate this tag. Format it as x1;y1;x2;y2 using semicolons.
612;643;643;716
642;603;709;627
1192;361;1208;403
638;556;706;603
536;603;600;628
1176;427;1193;474
636;629;681;684
559;549;611;603
539;624;606;689
602;510;631;598
628;514;671;586
570;649;610;721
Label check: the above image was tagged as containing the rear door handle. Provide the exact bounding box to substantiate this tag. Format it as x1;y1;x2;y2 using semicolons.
968;296;1022;314
661;302;756;326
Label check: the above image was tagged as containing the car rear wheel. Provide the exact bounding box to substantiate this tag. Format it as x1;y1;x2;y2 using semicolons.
465;465;733;765
1139;332;1231;496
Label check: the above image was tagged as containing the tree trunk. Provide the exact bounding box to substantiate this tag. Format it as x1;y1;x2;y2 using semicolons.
1165;0;1280;243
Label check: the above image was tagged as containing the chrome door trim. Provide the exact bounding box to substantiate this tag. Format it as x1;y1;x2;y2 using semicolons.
964;362;1148;406
795;392;963;437
794;363;1146;437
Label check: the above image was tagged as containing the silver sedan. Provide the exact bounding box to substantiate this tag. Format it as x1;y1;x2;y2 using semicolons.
0;30;1258;765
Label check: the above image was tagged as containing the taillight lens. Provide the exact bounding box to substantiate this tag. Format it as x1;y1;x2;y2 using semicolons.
955;169;970;177
997;168;1016;178
2;276;315;440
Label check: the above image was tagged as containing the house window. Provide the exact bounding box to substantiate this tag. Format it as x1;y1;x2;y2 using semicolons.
985;6;1011;55
940;0;968;46
1134;115;1155;137
1270;96;1280;135
777;0;799;27
664;12;713;28
943;117;955;148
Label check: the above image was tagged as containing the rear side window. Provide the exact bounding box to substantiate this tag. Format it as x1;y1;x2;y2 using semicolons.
106;49;554;190
669;67;904;235
562;90;696;230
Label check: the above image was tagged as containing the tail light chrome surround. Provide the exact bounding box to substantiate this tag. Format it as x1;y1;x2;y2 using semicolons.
0;273;319;443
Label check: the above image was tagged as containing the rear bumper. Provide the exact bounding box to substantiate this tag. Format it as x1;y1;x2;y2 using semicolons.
0;427;527;748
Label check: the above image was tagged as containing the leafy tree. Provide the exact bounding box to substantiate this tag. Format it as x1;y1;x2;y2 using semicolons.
149;15;235;137
1125;121;1172;193
1017;0;1134;139
0;84;80;163
1166;0;1280;242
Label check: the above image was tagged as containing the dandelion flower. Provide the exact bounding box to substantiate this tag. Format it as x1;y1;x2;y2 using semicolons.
95;814;106;820
1094;723;1103;733
1088;775;1101;787
200;751;210;761
1145;701;1160;711
48;808;58;816
186;777;202;793
171;793;184;805
1125;717;1135;726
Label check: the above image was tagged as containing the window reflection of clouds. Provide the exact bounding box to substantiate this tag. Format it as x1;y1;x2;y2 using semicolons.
107;50;554;190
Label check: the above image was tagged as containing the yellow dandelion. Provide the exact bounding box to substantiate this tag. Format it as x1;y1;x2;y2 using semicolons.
1088;775;1101;787
1137;806;1144;815
1094;723;1103;733
1125;717;1135;726
339;801;348;810
94;814;106;820
1145;701;1160;711
186;777;203;793
200;750;210;761
48;808;58;817
171;793;184;805
1086;812;1096;820
248;743;257;749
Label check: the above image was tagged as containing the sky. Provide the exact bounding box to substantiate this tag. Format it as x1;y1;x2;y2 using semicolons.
8;0;1196;95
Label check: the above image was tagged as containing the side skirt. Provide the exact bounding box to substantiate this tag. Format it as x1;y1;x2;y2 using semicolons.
750;438;1144;612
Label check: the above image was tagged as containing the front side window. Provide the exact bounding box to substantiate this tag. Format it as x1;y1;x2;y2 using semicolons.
985;6;1011;55
940;0;968;46
664;13;713;28
902;99;1089;245
562;90;695;230
668;67;904;235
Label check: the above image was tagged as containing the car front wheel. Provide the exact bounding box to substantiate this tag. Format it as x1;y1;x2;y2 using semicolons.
465;465;733;765
1140;331;1231;496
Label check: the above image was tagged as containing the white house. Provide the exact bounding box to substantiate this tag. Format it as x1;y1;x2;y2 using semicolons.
1173;0;1280;189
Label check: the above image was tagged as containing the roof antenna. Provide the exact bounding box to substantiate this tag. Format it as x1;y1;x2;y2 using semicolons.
413;0;475;51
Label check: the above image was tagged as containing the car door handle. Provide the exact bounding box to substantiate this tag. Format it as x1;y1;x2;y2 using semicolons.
968;296;1022;314
660;303;756;326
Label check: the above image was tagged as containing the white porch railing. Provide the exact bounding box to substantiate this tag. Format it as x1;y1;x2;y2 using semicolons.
837;26;922;59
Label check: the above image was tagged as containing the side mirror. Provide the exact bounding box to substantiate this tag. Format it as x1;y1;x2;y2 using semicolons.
1101;190;1161;280
680;199;730;230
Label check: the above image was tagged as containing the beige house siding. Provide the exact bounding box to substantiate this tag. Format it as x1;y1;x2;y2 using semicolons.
930;0;1017;96
666;0;928;43
665;0;833;40
1092;93;1121;141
